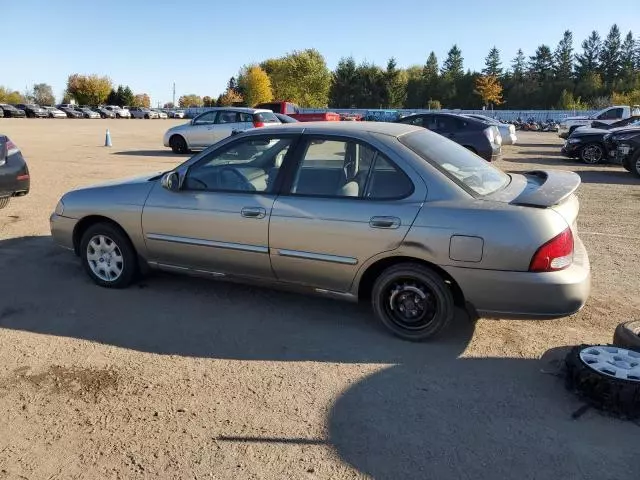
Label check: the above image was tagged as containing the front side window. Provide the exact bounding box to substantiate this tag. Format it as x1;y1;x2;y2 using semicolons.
183;137;293;193
399;130;509;196
239;113;253;123
217;111;239;124
290;138;412;199
193;111;217;125
598;108;623;120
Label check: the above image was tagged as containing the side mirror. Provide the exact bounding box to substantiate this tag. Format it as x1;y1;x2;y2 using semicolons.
161;172;181;192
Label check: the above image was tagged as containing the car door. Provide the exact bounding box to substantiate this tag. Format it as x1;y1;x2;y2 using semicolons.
213;111;242;143
269;134;426;292
142;133;298;278
187;111;218;148
239;112;255;131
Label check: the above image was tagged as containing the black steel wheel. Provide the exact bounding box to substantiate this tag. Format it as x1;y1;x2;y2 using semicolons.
372;263;454;341
579;143;604;164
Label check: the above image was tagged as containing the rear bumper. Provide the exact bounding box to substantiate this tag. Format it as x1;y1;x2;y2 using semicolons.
0;154;30;197
444;236;591;319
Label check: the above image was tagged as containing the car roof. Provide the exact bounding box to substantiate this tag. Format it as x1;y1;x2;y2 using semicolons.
244;121;423;137
197;107;273;114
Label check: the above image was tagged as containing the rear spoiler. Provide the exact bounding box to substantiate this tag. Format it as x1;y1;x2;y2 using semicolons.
510;170;581;208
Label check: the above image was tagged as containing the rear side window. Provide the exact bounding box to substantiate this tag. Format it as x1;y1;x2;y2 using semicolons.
216;112;239;124
239;113;253;122
254;112;279;124
400;130;509;196
284;104;298;115
365;155;413;200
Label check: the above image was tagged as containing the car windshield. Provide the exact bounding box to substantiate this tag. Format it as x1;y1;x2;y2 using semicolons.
399;130;509;196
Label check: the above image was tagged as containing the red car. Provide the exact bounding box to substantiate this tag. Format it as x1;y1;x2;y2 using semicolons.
254;101;340;122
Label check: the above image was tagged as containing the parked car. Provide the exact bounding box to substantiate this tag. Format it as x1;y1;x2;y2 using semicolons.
558;105;640;138
0;104;26;118
274;113;299;123
104;106;131;118
0;108;4;118
74;106;101;119
590;115;640;130
51;122;590;341
563;126;640;164
463;114;517;145
603;128;640;176
58;106;83;118
42;106;67;118
15;103;48;118
152;109;168;119
93;106;116;119
163;107;280;153
168;110;185;119
130;107;159;119
0;134;29;209
396;113;501;161
254;101;341;122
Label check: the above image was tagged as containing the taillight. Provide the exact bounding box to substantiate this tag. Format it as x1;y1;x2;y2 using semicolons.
529;227;574;272
253;118;264;128
6;139;19;157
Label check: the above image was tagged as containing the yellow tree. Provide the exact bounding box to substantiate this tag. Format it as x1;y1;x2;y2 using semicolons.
474;75;503;108
216;89;243;106
238;65;273;107
66;74;112;105
132;93;151;108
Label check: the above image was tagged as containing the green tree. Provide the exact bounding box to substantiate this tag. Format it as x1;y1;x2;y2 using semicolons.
599;24;622;85
511;49;526;79
557;89;586;110
329;56;358;107
385;57;406;108
353;62;387;108
0;86;24;104
441;45;464;78
554;30;574;81
404;65;424;108
31;83;55;106
238;65;273;107
575;30;601;79
268;49;332;107
121;86;134;107
422;52;440;106
178;94;203;107
528;45;554;81
66;74;112;105
619;31;638;91
202;95;214;107
575;71;604;101
483;46;502;76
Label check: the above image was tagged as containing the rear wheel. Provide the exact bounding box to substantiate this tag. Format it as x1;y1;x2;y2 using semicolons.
371;263;454;341
580;143;604;164
624;151;640;177
0;196;10;209
79;223;137;288
169;135;189;154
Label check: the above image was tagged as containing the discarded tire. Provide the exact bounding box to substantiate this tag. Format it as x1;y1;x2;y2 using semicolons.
565;344;640;419
613;321;640;351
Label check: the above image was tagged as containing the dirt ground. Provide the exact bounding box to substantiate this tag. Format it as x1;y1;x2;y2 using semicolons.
0;119;639;480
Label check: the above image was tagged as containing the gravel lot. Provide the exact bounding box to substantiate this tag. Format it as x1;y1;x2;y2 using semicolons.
1;119;639;479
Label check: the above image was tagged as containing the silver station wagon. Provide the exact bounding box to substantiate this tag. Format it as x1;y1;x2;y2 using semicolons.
50;122;590;341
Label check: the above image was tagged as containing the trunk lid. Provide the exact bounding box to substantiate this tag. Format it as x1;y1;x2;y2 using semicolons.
487;170;581;229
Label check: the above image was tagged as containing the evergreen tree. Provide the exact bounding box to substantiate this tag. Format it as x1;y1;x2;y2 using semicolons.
329;56;358;107
599;24;622;84
483;46;502;76
441;45;464;78
575;30;601;79
421;52;440;105
511;49;526;79
528;45;554;81
554;30;574;80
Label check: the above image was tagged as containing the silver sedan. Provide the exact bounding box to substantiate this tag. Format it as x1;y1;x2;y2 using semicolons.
50;122;590;341
464;114;518;145
163;107;280;153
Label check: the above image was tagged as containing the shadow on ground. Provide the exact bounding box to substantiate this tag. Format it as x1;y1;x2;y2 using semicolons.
113;150;187;157
1;236;638;479
578;169;640;185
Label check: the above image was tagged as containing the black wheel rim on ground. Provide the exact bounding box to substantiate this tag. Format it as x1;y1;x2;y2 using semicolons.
581;145;603;164
383;277;438;332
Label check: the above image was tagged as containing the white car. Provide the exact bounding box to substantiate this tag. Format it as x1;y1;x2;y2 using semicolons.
559;105;635;138
104;105;131;119
152;109;168;119
163;107;280;153
42;106;67;118
129;107;159;119
169;110;185;119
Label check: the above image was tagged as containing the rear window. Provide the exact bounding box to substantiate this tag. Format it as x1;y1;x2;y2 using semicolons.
254;112;280;124
399;130;509;196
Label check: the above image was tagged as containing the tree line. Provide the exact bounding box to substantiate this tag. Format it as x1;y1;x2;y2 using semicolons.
2;25;638;110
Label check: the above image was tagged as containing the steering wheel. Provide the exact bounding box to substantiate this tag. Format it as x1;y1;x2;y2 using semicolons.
219;167;254;191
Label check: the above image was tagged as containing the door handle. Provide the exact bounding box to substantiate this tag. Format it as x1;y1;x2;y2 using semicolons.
369;216;400;229
241;207;266;219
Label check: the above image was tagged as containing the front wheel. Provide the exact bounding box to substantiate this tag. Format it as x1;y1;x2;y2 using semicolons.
371;263;455;341
580;143;604;164
80;223;137;288
169;135;189;154
623;151;640;177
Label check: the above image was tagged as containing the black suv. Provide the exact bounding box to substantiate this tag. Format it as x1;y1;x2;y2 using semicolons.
396;113;501;161
0;104;26;118
15;103;48;118
603;129;640;177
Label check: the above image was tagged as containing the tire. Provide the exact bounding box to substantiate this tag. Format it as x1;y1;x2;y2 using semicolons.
144;114;149;119
623;151;640;177
565;344;640;419
0;196;10;209
613;321;640;351
579;143;604;164
79;223;137;288
169;135;189;154
371;263;455;341
116;113;121;119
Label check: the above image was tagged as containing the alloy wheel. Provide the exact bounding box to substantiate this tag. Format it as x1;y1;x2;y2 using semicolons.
86;234;124;282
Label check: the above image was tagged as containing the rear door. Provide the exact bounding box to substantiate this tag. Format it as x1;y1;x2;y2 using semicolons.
269;134;425;292
212;111;241;142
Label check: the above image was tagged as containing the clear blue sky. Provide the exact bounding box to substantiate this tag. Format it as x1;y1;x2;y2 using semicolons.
3;0;639;106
